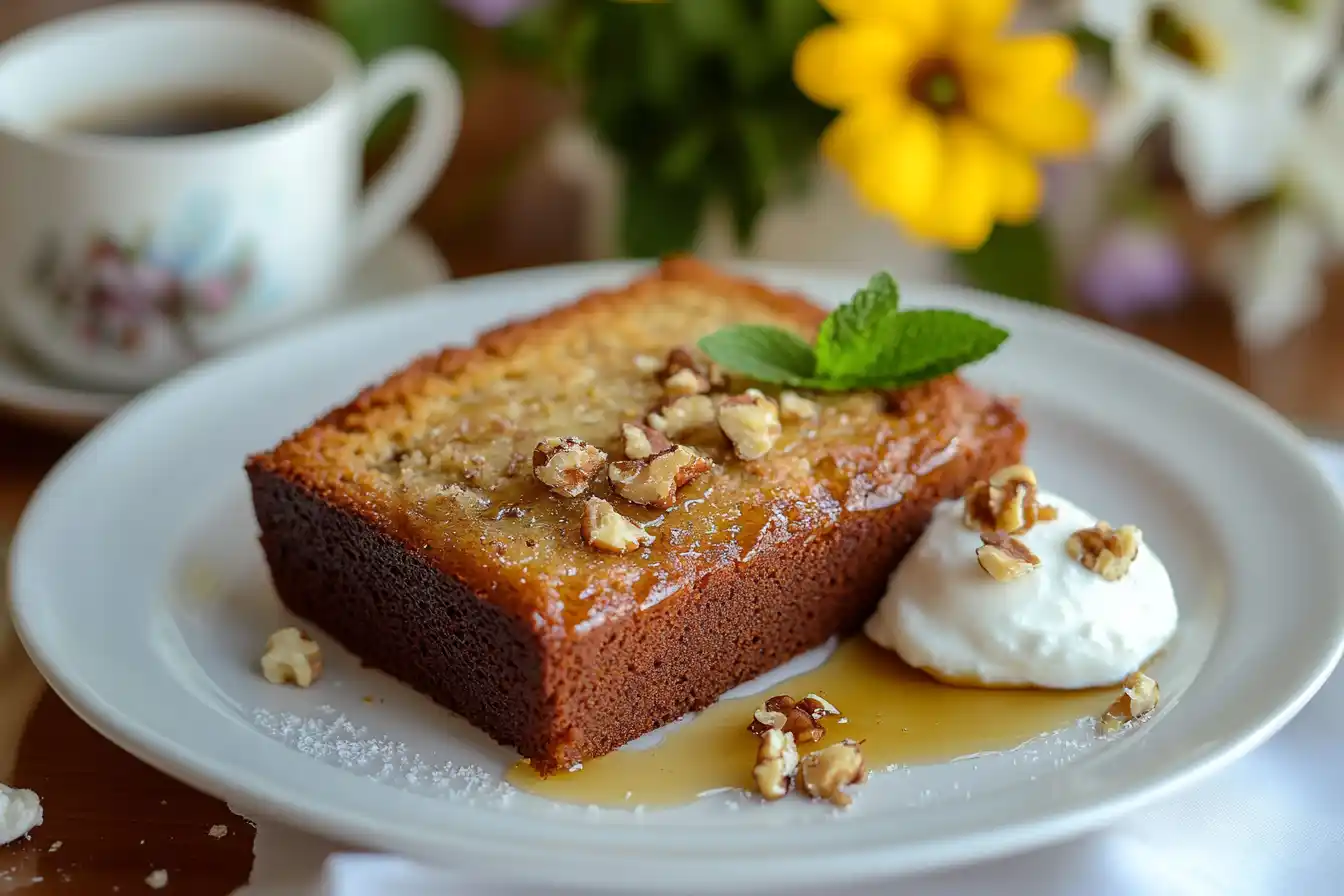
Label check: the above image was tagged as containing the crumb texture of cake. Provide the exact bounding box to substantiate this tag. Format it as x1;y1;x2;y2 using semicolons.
247;258;1025;774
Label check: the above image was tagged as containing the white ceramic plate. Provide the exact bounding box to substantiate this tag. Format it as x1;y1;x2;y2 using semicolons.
0;227;447;434
11;261;1344;892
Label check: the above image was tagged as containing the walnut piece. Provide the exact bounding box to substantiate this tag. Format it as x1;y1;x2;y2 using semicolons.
779;390;820;422
747;695;829;744
663;366;711;399
752;728;799;801
798;740;866;808
532;437;608;498
799;693;841;719
621;422;673;460
1100;671;1160;733
608;445;712;508
717;389;782;460
633;354;663;374
581;497;654;554
962;464;1057;534
657;347;727;390
1067;522;1142;581
976;533;1040;582
647;394;716;438
260;627;323;687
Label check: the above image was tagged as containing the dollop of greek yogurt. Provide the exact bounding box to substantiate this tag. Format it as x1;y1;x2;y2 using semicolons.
863;490;1177;689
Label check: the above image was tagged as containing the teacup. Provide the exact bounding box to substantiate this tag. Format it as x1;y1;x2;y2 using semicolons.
0;2;460;391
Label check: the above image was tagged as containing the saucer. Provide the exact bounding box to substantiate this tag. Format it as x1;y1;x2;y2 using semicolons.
0;228;448;434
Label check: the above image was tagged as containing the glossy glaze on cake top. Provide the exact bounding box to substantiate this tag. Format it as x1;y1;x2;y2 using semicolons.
253;260;1024;632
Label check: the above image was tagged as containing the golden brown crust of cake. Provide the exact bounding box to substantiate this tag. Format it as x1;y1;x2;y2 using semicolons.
249;258;1017;636
247;258;1027;774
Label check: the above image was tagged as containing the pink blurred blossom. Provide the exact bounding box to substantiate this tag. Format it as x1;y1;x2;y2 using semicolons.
443;0;542;27
1078;223;1193;318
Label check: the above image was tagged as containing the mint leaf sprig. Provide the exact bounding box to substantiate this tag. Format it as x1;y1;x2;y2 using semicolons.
698;272;1008;392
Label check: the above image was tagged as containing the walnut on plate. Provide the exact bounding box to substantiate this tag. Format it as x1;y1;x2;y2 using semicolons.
747;694;839;744
532;437;607;498
797;740;866;808
260;627;323;687
976;533;1040;582
608;445;712;508
1067;522;1142;581
1099;670;1160;733
581;497;654;554
753;728;799;801
717;389;782;460
963;464;1057;535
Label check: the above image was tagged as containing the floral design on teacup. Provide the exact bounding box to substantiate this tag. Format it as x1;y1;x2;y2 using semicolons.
28;194;261;356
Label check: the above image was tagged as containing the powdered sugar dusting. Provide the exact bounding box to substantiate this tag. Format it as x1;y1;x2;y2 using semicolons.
250;707;515;804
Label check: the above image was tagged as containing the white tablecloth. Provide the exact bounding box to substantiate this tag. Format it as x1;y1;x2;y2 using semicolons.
236;444;1344;896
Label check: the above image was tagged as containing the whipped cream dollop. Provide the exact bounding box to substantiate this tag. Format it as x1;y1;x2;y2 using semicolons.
864;490;1177;689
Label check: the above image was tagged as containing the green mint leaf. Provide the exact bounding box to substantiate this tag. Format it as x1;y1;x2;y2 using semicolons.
813;272;902;380
699;272;1008;392
698;325;817;385
860;309;1008;387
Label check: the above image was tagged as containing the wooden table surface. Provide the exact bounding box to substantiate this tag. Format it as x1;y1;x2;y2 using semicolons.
4;1;1344;894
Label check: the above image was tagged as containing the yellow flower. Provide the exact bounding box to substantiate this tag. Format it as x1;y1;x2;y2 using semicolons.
794;0;1093;250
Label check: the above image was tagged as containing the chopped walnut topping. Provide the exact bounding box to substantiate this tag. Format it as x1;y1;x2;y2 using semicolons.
532;437;607;498
621;422;672;460
647;394;716;438
976;533;1040;582
747;695;827;744
1099;671;1160;733
608;445;712;508
1067;522;1142;581
798;740;866;808
962;464;1056;534
655;346;726;390
260;627;323;687
717;389;782;460
657;346;700;380
663;366;711;399
779;390;820;422
633;354;663;374
752;728;799;801
581;497;654;554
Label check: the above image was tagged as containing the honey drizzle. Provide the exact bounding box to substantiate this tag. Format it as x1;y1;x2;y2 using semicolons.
507;638;1113;807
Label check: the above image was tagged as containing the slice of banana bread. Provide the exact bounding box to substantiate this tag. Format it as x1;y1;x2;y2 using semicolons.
246;259;1026;775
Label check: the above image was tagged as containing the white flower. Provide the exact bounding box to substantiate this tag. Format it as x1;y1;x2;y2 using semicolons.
1217;209;1326;349
1081;0;1342;213
1217;66;1344;349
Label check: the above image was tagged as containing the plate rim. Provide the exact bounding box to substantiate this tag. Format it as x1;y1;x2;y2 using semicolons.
11;258;1344;889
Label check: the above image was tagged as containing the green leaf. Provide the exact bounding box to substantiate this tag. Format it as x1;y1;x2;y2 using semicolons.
831;310;1009;389
767;0;832;54
698;325;817;385
953;220;1060;306
673;0;742;49
658;127;715;182
813;272;901;379
699;272;1009;391
620;169;705;258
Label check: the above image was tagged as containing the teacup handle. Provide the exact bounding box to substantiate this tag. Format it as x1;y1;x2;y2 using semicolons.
351;49;462;260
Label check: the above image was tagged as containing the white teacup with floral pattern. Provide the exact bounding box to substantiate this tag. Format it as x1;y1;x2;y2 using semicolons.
0;2;460;391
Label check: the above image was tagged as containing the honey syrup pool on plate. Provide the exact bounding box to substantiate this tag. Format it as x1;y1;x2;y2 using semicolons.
508;637;1115;807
